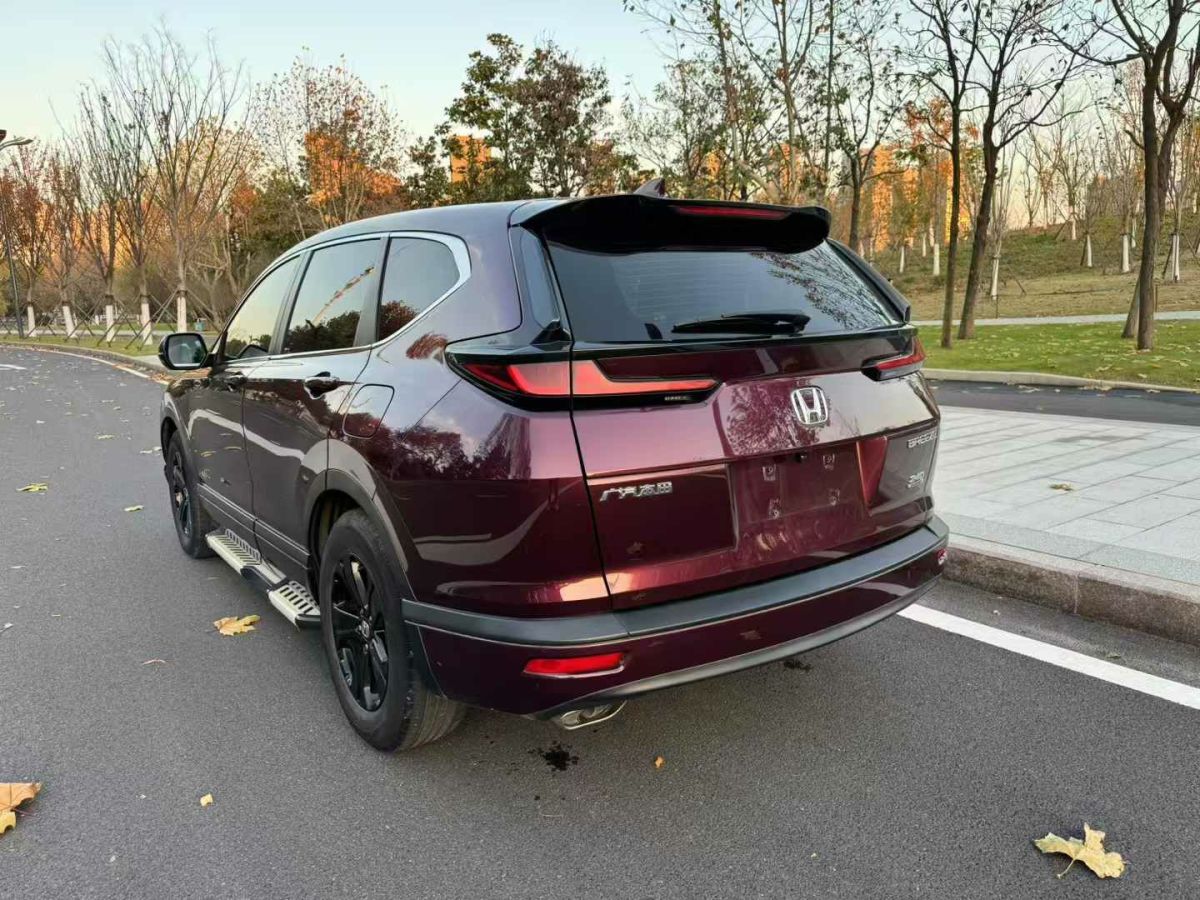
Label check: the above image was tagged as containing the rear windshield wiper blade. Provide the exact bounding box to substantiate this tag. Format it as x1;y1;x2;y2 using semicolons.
671;312;811;335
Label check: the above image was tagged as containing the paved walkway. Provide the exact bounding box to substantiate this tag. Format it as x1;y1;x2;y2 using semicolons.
914;310;1200;327
936;406;1200;593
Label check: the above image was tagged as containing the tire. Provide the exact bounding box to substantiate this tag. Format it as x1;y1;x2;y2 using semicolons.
166;432;215;559
318;510;465;751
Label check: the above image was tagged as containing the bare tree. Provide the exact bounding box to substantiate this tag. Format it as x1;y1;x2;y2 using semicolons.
1164;101;1198;281
1062;0;1200;348
109;27;254;333
1080;130;1109;267
988;146;1018;315
72;84;126;339
622;55;727;198
1048;97;1092;242
42;149;83;336
957;0;1079;340
0;144;54;327
1016;132;1045;230
909;0;983;349
832;0;910;251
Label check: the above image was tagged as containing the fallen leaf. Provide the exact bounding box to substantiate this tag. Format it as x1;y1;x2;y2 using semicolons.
95;434;114;440
654;755;665;770
1049;483;1076;492
142;658;167;665
200;793;213;808
0;782;41;836
1034;823;1125;879
214;614;260;636
123;505;144;512
16;483;48;493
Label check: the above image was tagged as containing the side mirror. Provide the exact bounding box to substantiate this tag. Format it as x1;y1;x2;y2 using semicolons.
158;332;209;370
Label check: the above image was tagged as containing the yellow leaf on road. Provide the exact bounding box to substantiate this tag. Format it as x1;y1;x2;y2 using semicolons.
96;434;114;440
123;505;144;512
16;483;48;493
200;793;213;808
654;755;665;770
214;614;260;636
0;782;41;836
1034;823;1125;879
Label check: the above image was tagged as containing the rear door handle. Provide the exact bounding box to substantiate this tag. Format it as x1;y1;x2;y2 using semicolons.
304;373;344;397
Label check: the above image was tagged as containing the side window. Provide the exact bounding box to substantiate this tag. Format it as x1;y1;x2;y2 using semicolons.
282;239;381;355
378;237;460;340
223;257;300;361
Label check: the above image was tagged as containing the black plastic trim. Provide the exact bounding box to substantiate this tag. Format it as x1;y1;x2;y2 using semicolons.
404;517;949;648
536;580;937;717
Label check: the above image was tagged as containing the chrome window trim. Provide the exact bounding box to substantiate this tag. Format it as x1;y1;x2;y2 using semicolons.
257;230;471;362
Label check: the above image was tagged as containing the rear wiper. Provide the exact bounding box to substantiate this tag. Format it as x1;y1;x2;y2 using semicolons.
671;312;811;335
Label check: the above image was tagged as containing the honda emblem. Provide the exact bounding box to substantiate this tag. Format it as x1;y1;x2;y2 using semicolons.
791;386;830;426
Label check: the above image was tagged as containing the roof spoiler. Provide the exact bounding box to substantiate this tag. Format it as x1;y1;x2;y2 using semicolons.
515;194;832;254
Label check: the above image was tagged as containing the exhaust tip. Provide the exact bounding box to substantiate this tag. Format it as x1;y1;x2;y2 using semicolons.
551;701;626;731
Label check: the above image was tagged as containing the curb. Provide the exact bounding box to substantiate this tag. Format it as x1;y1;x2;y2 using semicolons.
0;341;167;380
924;367;1199;394
946;536;1200;647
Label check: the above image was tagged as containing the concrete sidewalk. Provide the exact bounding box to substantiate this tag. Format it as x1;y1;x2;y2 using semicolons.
936;405;1200;640
913;309;1200;327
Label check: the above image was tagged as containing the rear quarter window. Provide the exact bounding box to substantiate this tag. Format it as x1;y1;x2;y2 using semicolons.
545;241;900;342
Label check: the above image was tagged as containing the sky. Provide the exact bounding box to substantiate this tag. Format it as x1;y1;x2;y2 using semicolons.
0;0;670;142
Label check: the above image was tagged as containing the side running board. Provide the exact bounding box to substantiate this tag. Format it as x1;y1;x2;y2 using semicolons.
206;529;320;629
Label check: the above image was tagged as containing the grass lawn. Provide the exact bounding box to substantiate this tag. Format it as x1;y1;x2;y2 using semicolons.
919;320;1200;389
872;222;1200;320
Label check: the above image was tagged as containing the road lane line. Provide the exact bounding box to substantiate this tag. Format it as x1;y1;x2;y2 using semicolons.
901;604;1200;710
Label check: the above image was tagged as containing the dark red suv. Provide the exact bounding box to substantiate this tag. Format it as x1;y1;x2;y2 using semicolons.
158;193;947;750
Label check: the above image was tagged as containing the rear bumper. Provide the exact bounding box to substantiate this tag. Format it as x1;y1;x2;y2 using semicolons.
406;516;949;717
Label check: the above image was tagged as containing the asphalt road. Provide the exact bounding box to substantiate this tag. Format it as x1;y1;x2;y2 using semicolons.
932;379;1200;426
3;346;1200;900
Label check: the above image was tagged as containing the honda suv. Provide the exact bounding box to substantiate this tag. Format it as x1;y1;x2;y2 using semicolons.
157;192;947;751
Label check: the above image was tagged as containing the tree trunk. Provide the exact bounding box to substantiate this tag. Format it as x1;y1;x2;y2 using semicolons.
958;144;998;341
932;236;941;277
899;243;906;274
1069;217;1077;241
990;252;1000;307
1127;106;1162;348
1171;232;1181;282
848;178;863;253
1121;233;1131;273
1083;232;1093;268
941;122;963;349
920;230;927;257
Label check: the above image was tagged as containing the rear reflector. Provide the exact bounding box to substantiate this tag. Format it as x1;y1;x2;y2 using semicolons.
463;359;716;398
524;652;626;677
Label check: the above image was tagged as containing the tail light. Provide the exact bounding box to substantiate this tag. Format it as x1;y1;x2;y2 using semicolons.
864;338;925;380
459;358;717;402
524;652;626;678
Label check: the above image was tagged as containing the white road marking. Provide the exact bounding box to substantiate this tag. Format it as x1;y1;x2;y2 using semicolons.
0;363;26;370
901;603;1200;711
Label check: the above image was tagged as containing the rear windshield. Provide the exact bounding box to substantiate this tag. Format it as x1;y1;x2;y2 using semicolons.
545;241;900;342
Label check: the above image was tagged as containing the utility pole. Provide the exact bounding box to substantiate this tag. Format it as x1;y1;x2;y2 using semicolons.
0;130;34;339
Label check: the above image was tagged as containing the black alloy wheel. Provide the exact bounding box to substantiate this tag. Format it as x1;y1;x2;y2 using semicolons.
330;554;389;712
